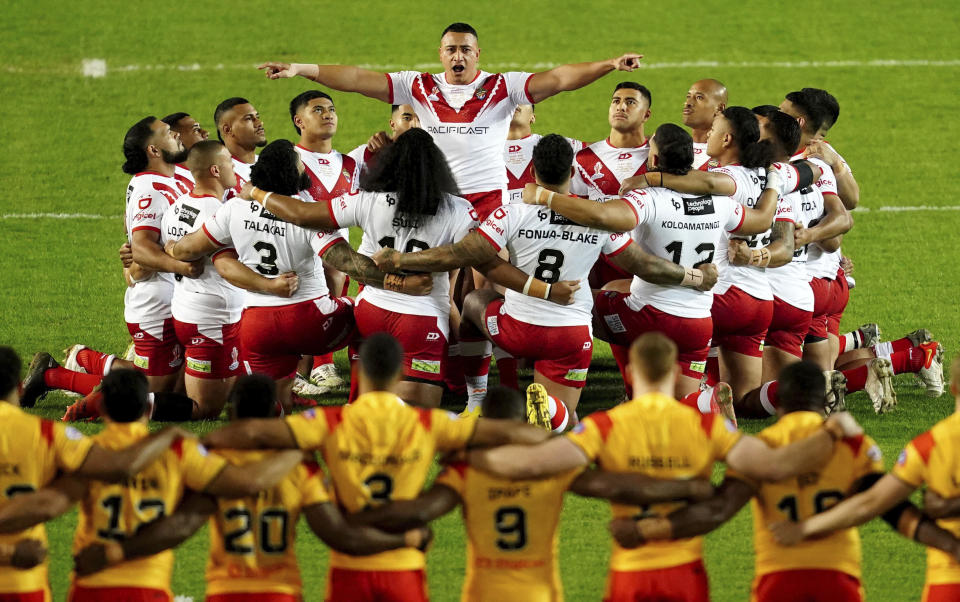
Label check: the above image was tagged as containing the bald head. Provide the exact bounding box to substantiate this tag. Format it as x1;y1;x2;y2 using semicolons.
683;79;728;131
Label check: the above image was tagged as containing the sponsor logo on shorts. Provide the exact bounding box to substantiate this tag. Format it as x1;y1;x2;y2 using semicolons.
190;337;205;346
759;339;765;352
603;314;626;334
426;332;441;341
411;359;441;374
564;368;588;382
486;315;500;336
133;332;145;339
65;426;84;441
186;357;212;374
582;341;592;350
689;360;707;374
228;347;239;372
133;354;150;370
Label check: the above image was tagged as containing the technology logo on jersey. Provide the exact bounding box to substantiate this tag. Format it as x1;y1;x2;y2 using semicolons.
178;204;200;227
683;196;716;216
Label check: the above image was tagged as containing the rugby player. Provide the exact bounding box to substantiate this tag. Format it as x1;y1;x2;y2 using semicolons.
161;111;209;191
348;103;421;174
213;97;266;199
505;104;582;203
681;79;727;170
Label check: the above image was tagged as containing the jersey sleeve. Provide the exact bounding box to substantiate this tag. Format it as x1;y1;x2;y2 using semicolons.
129;190;169;235
477;205;512;252
386;71;419;105
202;202;234;248
601;232;631;257
328;191;360;229
722;196;746;233
434;461;468;496
178;439;229;492
503;71;535;105
299;460;331;506
452;200;480;242
428;410;479;452
564;411;613;463
311;228;347;258
620;190;652;228
708;166;741;198
284;408;332;450
814;161;839;197
892;431;934;488
50;422;95;472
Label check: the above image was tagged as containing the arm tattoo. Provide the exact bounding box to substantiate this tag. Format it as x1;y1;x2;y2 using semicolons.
323;242;388;288
611;244;685;285
401;232;497;272
769;221;795;254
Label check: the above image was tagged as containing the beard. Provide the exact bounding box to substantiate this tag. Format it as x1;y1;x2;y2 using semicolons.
162;147;189;164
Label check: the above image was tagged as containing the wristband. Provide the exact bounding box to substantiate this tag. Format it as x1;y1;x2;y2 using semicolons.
642;172;649;187
250;186;265;203
261;192;274;209
750;248;771;268
546;190;555;209
534;187;546;206
522;274;534;295
680;268;703;288
764;168;783;193
543;283;552;300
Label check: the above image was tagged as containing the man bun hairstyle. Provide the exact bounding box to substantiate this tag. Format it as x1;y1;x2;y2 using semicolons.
249;139;302;195
532;134;574;186
122;116;157;175
652;123;693;175
289;90;334;135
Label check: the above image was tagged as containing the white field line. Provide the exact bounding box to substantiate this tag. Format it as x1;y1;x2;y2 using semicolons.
2;58;957;77
2;207;958;220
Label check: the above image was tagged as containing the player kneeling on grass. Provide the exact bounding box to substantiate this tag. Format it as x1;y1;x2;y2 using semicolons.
0;348;199;602
346;384;716;602
167;139;433;412
70;373;429;602
0;368;305;602
770;356;960;602
373;134;715;426
616;360;960;602
203;333;553;602
465;332;864;602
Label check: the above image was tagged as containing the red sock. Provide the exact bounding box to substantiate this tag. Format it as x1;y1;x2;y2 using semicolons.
610;344;632;398
678;391;700;410
76;349;113;375
547;395;569;431
758;381;779;414
313;353;334;370
838;336;847;355
890;346;924;374
496;358;519;390
705;356;720;387
44;367;101;395
889;336;914;355
843;365;869;393
461;339;492;378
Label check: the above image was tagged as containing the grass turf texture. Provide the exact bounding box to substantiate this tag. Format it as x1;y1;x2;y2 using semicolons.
2;0;958;599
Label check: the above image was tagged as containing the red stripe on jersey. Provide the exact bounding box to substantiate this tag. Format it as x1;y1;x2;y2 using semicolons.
699;412;716;437
417;408;433;431
152;182;180;204
385;73;395;105
523;73;535;104
322;406;343;433
201;223;225;247
303;460;322;477
912;430;936;465
730;204;746;233
603;234;631;258
40;419;55;447
621;196;640;225
171;438;185;459
315;236;343;258
326;197;341;229
842;433;865;456
822;192;840;199
412;73;509;124
774;217;797;223
448;460;468;479
131;225;161;234
589;412;614;443
135;171;168;177
476;228;501;252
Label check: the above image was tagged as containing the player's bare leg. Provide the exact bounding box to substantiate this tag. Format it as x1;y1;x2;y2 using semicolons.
719;348;763;406
602;278;632;294
803;339;832;371
186;374;235;419
275;376;295;414
395;380;442;408
459;288;504;411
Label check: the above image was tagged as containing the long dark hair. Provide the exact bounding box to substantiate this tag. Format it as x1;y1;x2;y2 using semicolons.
652;123;693;175
722;106;773;169
360;128;459;216
249;139;302;195
122;116;156;175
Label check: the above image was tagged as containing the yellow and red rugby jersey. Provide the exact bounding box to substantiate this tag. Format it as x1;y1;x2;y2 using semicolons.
287;392;477;571
893;411;960;585
565;392;740;571
206;452;329;596
726;411;883;580
72;422;227;591
436;460;581;602
0;403;94;597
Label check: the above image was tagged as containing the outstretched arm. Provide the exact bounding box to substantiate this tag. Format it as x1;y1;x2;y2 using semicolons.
244;185;338;230
347;483;462;532
570;471;715;507
372;231;499;273
526;54;642;104
468;436;588;480
133;230;202;277
167;228;221;262
258;62;391;103
77;427;189;481
609;243;717;290
213;254;300;298
203;419;298;450
795;194;852;247
522;184;635;232
203;450;304;498
322;241;432;295
0;476;86;533
729;220;796;270
303;502;430;556
623;170;736;197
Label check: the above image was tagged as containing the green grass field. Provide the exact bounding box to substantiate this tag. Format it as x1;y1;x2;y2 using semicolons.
2;0;959;599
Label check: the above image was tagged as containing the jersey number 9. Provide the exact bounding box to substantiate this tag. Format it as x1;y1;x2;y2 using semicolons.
494;506;528;550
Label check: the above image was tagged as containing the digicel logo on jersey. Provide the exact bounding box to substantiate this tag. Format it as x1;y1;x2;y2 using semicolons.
428;125;490;135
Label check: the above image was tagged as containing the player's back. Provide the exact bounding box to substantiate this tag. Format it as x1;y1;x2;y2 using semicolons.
732;411;882;579
204;198;342;307
319;392;477;571
892;412;960;585
625;187;743;318
566;393;739;571
479;203;630;327
206;450;327;598
73;424;224;591
0;404;92;595
337;190;477;318
436;461;580;602
162;192;242;324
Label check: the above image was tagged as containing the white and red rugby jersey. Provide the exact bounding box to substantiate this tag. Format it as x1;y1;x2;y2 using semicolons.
387;70;534;195
571;139;650;200
504;134;583;203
